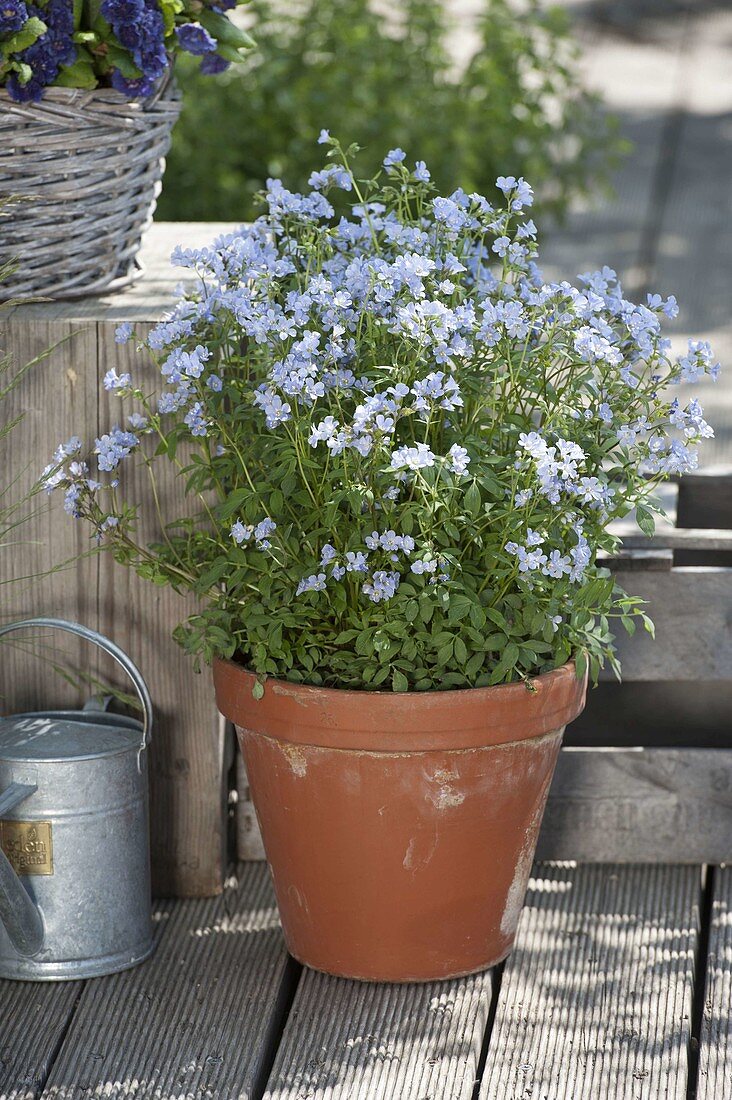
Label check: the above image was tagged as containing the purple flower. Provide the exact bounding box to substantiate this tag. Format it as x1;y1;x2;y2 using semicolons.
5;0;76;103
102;0;167;97
199;52;230;76
176;22;217;55
0;0;28;35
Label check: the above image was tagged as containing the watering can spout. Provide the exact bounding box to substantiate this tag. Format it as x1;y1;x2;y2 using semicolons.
0;783;44;957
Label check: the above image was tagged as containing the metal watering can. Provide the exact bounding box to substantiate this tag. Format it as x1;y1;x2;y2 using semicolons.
0;618;154;980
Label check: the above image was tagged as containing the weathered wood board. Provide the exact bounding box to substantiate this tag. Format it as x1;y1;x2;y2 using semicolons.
263;965;493;1100
479;863;701;1100
0;982;81;1100
605;569;732;682
697;866;732;1100
539;748;732;863
236;749;266;862
37;863;292;1100
1;224;237;897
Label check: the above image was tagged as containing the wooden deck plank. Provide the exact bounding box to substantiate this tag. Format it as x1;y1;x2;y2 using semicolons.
38;863;290;1100
697;866;732;1100
263;968;493;1099
479;863;700;1100
0;984;81;1100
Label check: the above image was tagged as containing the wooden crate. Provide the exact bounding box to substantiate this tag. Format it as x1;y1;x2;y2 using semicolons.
1;223;237;897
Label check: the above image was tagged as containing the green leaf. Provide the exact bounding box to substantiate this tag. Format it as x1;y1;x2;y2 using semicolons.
575;649;588;682
215;44;248;64
405;599;419;623
464;480;481;519
197;11;256;50
160;0;183;35
465;651;484;680
252;680;265;700
55;59;97;88
488;641;520;685
392;669;408;692
2;17;46;57
448;594;473;624
105;44;142;78
634;504;655;538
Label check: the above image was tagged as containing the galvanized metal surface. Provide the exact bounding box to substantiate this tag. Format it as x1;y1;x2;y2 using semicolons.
0;620;154;981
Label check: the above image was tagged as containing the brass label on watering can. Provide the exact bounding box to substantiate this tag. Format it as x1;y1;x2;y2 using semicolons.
0;820;54;875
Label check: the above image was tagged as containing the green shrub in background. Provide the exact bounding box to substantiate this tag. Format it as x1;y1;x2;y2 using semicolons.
158;0;623;223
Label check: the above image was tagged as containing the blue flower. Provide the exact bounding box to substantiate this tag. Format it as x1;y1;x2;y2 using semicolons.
115;323;134;344
254;518;276;549
413;160;430;183
103;368;132;391
176;22;217;55
100;0;167;97
362;570;400;603
410;558;437;576
184;402;208;437
94;427;139;472
383;148;406;168
320;544;337;566
296;573;327;595
308;166;352;192
390;443;436;472
231;520;253;544
345;551;368;573
447;444;470;477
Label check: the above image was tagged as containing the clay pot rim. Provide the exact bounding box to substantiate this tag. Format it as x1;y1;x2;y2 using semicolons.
213;656;587;752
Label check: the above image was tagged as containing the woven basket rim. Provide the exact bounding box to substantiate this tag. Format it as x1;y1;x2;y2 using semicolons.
0;73;179;112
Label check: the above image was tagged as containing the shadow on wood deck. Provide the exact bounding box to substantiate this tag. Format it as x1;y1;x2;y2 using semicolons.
1;861;728;1099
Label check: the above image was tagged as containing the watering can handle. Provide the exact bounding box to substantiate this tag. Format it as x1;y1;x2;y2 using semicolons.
0;618;153;748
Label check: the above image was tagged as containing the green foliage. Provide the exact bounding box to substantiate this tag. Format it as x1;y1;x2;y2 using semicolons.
159;0;622;222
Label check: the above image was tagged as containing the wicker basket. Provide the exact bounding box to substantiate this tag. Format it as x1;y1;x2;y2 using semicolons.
0;77;181;301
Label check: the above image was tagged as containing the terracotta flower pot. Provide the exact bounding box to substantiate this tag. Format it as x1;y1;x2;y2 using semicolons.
213;658;587;982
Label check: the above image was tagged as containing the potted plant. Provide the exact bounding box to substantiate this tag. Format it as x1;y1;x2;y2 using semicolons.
44;138;719;981
0;0;254;300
